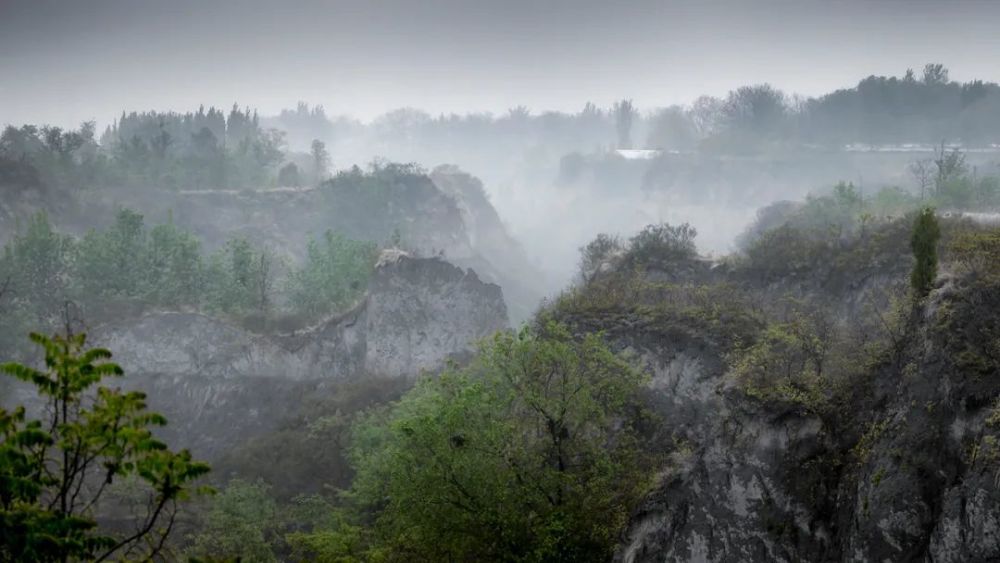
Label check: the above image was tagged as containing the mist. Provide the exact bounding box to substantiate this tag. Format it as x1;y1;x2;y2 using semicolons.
5;1;1000;561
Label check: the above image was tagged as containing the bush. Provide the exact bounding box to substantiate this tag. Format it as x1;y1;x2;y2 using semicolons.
624;222;697;267
728;309;833;415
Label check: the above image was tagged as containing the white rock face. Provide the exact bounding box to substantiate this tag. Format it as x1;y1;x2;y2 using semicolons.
365;254;508;377
92;254;507;381
83;254;508;457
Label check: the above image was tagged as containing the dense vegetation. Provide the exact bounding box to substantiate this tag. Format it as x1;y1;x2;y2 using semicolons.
181;323;654;562
0;104;328;195
0;209;377;354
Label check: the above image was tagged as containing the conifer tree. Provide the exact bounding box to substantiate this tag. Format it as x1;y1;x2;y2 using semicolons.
910;207;941;297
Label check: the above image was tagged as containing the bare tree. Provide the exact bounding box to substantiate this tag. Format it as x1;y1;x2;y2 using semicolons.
688;95;724;139
909;159;934;201
933;141;967;195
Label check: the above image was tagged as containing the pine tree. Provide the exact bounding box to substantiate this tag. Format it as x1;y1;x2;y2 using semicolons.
910;207;941;297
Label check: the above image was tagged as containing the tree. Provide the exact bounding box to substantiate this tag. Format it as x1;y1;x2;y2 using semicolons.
335;323;651;562
0;332;211;561
909;159;934;201
922;63;949;85
689;95;724;138
624;222;698;268
612;99;636;149
646;106;696;150
722;84;787;136
1;212;74;319
251;247;277;316
285;231;376;319
277;162;301;187
910;207;941;297
144;220;204;307
188;479;278;562
206;238;276;315
579;233;623;283
311;140;330;182
933;144;967;194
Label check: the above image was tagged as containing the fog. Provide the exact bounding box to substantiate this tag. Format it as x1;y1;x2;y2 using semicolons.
5;0;1000;127
7;0;1000;290
6;1;1000;560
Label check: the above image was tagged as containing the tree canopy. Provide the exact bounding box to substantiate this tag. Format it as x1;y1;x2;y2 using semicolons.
0;332;211;562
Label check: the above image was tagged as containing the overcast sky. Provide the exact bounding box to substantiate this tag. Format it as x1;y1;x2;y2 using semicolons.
4;0;1000;128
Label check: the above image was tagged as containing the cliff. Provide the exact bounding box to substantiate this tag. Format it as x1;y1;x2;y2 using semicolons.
84;253;507;458
556;223;1000;562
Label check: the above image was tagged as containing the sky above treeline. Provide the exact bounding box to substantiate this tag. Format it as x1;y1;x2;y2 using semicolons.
4;0;1000;128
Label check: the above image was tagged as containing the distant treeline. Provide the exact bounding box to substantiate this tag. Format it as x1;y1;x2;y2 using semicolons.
4;63;1000;195
0;104;330;192
268;64;1000;155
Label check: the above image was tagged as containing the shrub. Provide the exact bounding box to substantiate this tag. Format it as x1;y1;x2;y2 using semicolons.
624;222;697;267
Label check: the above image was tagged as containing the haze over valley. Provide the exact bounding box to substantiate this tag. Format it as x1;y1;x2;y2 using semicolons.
4;1;1000;561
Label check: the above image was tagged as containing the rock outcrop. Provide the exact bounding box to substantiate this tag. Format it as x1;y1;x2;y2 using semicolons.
94;252;506;380
610;273;1000;563
84;253;507;457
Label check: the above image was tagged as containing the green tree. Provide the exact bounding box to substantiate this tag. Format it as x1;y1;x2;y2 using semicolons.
144;219;204;307
205;238;277;316
286;231;376;319
188;479;278;562
910;207;941;297
75;208;146;299
1;212;74;320
0;332;211;561
624;222;698;268
324;323;651;562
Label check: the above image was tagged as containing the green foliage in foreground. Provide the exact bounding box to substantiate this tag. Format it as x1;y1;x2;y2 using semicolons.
289;323;652;562
0;332;211;562
911;207;941;297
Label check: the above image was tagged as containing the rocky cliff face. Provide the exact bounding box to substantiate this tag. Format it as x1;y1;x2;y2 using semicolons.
93;252;506;380
609;272;1000;563
84;253;507;458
